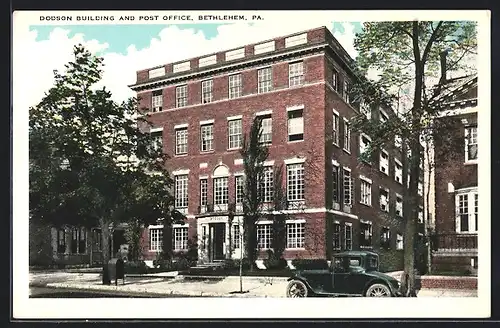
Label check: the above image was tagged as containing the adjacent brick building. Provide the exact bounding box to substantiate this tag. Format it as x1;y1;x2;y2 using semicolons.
129;26;410;270
427;68;478;275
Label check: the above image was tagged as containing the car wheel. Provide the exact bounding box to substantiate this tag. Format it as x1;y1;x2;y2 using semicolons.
365;283;392;297
286;280;308;298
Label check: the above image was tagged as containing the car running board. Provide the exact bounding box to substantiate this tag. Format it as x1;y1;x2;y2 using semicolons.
314;290;364;297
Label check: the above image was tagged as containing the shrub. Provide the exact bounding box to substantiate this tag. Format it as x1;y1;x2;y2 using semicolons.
223;259;236;270
264;257;288;270
233;258;252;270
291;258;329;270
124;260;149;274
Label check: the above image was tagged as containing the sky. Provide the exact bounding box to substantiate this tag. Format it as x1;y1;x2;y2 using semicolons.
15;20;363;111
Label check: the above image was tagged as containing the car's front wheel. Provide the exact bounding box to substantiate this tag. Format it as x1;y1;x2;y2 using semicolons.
365;283;392;297
286;280;308;298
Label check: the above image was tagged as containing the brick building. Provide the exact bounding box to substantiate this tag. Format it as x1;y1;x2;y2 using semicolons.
427;60;478;274
129;26;411;270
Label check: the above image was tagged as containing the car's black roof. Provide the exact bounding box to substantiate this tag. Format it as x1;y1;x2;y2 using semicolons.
333;250;378;257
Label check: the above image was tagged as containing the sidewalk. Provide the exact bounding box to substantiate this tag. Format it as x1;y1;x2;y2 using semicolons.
39;274;478;298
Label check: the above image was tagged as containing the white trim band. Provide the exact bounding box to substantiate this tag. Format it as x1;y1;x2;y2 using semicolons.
286;219;306;224
256;110;272;117
200;119;214;125
359;175;372;184
172;169;190;176
332;159;340;166
286;104;305;112
227;115;243;121
150;127;164;133
174;123;188;129
284;157;306;165
263;160;275;166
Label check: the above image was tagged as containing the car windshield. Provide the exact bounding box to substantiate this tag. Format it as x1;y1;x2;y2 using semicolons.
366;256;378;271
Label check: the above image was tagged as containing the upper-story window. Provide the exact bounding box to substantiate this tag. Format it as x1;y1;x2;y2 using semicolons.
343;119;351;152
259;166;274;203
332;110;339;145
360;177;372;206
288;108;304;142
176;85;188;108
332;68;339;91
379;149;389;175
287;163;305;202
395;135;403;149
379;187;389;212
200;123;214;152
228;118;243;149
175;175;189;209
259;114;272;145
359;133;371;163
456;189;478;233
465;125;478;163
201;80;213;104
151;90;163;112
343;79;350;103
396;194;403;217
360;101;371;119
343;168;353;206
228;74;242;99
289;61;304;87
175;126;188;155
395;159;403;184
151;130;163;153
258;67;273;94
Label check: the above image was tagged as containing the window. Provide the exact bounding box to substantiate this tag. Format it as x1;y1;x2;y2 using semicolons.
78;227;86;254
360;221;373;248
359;134;371;163
361;101;371;119
379;150;389;175
71;228;78;253
151;131;163;153
465;125;478;162
456;189;478;232
200;123;214;152
379;109;388;123
92;229;101;252
257;224;273;249
380;227;390;249
260;166;274;203
333;222;341;250
395;160;403;184
379;188;389;212
173;227;188;251
214;177;229;207
332;165;340;205
343;168;353;206
343;119;351;152
258;67;272;93
175;175;189;209
229;74;242;99
232;225;240;249
343;79;350;103
289;61;304;87
175;85;187;108
344;223;353;250
259;115;272;144
175;127;188;155
288;108;304;142
200;178;208;208
329;112;339;147
286;222;305;249
69;228;86;254
396;233;403;250
228;119;242;149
149;228;163;252
332;68;339;91
360;178;372;206
235;175;244;204
287;163;305;201
152;90;163;112
201;80;213;103
395;135;402;149
396;195;403;217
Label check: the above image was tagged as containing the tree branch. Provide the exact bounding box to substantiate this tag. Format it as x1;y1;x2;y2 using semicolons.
421;21;444;66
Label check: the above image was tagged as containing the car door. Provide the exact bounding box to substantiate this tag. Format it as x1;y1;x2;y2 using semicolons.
331;256;349;294
342;256;366;295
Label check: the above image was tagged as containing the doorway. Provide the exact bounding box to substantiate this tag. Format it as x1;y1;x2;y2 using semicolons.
209;223;225;262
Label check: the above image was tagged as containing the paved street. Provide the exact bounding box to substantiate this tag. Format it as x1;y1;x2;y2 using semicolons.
29;271;478;298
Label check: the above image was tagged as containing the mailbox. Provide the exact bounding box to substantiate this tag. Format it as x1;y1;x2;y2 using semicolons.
107;258;125;286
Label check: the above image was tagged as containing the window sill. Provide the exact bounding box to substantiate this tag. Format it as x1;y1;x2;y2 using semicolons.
200;150;215;154
455;231;478;235
464;160;478;165
227;147;242;151
288;139;304;144
285;247;306;251
332;142;339;147
360;202;372;207
175;153;188;157
343;148;351;155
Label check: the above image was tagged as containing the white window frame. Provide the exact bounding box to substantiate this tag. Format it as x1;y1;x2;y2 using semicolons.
259;115;272;144
379;187;389;212
332;110;339;145
333;221;341;250
288;108;304;142
332;163;340;207
395;135;403;149
379;149;389;175
201;79;213;104
151;91;163;112
396;233;403;250
455;188;478;233
360;220;373;248
360;101;371;119
343;78;350;103
228;119;243;149
286;221;305;249
200;123;214;152
175;127;188;155
235;175;244;204
258;67;272;94
344;223;353;250
200;178;208;208
343;168;353;206
228;74;242;99
396;194;403;217
395;159;403;184
175;85;188;108
231;224;241;249
287;163;305;202
256;223;273;249
332;68;339;91
465;125;478;163
151;130;163;152
149;227;163;252
343;118;351;153
214;177;229;207
175;175;189;209
360;177;372;206
359;133;371;162
380;226;391;248
173;226;188;251
289;61;304;87
260;166;274;203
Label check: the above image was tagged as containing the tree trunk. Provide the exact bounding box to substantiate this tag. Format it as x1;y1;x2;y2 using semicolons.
227;212;233;260
100;218;111;284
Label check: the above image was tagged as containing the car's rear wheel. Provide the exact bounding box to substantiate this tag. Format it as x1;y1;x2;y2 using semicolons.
365;283;392;297
286;280;308;298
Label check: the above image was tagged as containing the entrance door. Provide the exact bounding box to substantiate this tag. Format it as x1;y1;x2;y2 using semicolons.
209;223;225;261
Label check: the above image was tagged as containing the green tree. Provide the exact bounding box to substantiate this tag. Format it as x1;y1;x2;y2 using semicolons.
270;163;287;262
350;21;477;296
29;44;178;275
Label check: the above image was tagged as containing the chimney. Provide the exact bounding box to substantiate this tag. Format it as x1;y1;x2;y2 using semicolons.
439;50;448;84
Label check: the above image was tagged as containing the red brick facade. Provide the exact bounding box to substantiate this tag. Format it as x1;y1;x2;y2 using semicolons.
132;27;406;266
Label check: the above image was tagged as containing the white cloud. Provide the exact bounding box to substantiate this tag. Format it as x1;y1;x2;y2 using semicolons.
15;20;361;109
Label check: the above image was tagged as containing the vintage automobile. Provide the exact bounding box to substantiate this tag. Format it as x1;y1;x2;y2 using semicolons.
286;251;402;297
